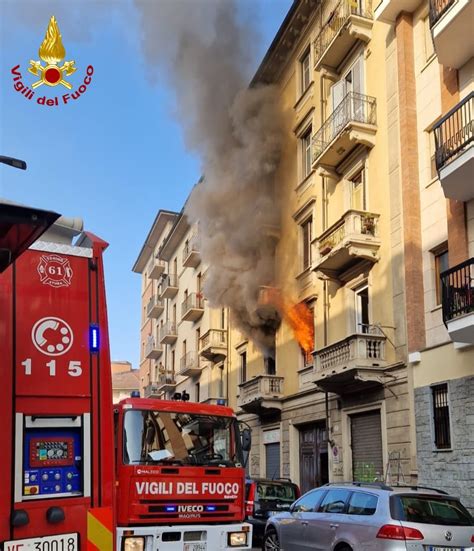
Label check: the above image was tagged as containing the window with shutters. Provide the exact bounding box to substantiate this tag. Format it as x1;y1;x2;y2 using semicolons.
300;126;313;180
299;47;311;96
265;442;281;479
301;216;313;270
432;384;451;450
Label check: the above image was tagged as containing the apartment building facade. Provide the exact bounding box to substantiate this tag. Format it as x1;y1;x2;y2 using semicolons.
133;203;231;407
233;0;417;494
375;0;474;507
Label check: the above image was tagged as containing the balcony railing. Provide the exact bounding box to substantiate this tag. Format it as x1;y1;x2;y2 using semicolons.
433;92;473;172
143;383;161;398
429;0;455;27
146;295;164;319
159;321;177;345
238;375;284;415
157;373;176;391
441;258;474;324
315;326;386;374
312;92;376;165
147;257;166;279
314;0;373;68
178;351;202;377
182;233;201;268
144;337;163;360
199;329;228;359
159;273;178;299
181;292;204;321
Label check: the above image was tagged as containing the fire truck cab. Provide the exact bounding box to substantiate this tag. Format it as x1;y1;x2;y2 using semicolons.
115;397;252;551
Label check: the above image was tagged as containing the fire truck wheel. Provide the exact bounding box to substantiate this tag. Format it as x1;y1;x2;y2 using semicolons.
263;528;280;551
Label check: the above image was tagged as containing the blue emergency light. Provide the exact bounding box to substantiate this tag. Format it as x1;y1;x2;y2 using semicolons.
165;505;177;512
205;505;216;512
90;325;100;353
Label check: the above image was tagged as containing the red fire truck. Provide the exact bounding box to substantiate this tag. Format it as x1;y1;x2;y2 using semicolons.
0;203;252;551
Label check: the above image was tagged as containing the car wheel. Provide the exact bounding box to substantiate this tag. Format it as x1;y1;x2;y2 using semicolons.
262;528;281;551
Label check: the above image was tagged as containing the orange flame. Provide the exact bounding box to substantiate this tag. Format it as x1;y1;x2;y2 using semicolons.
39;16;66;65
258;287;314;354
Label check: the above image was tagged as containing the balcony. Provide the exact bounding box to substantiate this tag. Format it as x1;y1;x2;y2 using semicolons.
200;329;228;361
159;321;178;345
441;258;474;344
313;327;388;394
159;273;178;299
430;0;474;69
313;210;380;280
237;375;284;416
433;93;473;202
314;0;373;72
181;292;204;322
143;383;162;399
148;257;166;279
178;351;203;377
312;92;377;170
144;337;163;360
146;295;164;319
182;233;201;268
157;373;177;392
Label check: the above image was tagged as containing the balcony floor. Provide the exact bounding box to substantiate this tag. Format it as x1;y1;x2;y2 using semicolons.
439;145;474;202
314;366;391;394
446;312;474;345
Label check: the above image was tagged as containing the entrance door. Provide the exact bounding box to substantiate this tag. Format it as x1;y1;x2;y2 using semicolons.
299;422;329;494
350;410;383;481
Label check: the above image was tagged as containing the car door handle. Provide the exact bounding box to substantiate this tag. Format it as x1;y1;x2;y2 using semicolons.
330;523;339;529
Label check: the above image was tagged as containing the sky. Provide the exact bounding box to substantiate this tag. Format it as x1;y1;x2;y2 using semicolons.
0;0;293;369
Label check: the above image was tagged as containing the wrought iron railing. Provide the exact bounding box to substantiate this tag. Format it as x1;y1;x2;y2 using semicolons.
315;325;385;372
433;92;473;172
312;92;377;163
157;373;176;387
314;0;373;65
429;0;455;27
441;257;474;324
318;210;379;256
181;292;204;317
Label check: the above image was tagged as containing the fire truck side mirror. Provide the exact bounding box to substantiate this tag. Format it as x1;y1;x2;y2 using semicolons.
241;428;251;452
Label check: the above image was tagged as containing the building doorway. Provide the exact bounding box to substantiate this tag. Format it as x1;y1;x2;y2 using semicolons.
299;422;329;494
350;409;383;481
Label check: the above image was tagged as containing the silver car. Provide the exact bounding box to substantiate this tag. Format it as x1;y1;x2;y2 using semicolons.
263;482;474;550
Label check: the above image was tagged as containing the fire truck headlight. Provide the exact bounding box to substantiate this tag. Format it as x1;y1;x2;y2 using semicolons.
228;531;248;547
123;536;145;551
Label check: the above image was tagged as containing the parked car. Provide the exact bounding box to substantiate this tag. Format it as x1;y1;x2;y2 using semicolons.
263;482;474;550
245;478;300;544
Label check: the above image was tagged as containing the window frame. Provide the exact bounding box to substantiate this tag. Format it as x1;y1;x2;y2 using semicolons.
301;216;313;271
433;244;449;306
300;125;313;181
431;383;452;451
299;46;311;97
291;489;326;513
317;488;352;514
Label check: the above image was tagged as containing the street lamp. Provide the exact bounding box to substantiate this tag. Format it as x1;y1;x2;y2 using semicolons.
0;155;27;170
0;155;59;272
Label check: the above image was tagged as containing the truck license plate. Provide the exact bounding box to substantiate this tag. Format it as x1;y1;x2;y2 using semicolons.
429;547;464;551
4;533;78;551
183;544;207;551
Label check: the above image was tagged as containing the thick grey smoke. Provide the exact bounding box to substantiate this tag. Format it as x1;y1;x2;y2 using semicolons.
135;0;286;353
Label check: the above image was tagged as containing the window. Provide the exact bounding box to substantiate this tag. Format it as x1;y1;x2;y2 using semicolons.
301;127;312;180
423;16;435;61
432;384;451;449
171;351;175;374
355;284;369;333
302;216;313;270
350;169;366;211
292;489;325;513
240;351;247;383
217;365;224;397
221;308;226;329
195;382;200;403
300;48;311;94
348;492;378;515
318;489;351;514
434;247;449;305
264;356;276;375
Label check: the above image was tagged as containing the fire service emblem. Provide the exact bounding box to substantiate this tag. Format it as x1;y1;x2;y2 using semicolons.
10;16;94;106
37;255;73;288
28;16;76;89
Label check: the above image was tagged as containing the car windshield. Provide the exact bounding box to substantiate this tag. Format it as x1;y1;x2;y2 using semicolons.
256;482;297;503
392;495;474;526
123;409;243;467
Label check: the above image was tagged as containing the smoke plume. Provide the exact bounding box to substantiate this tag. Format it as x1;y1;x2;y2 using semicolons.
135;0;286;353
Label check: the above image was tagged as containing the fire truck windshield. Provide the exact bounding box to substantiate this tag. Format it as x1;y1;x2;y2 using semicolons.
123;410;244;467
